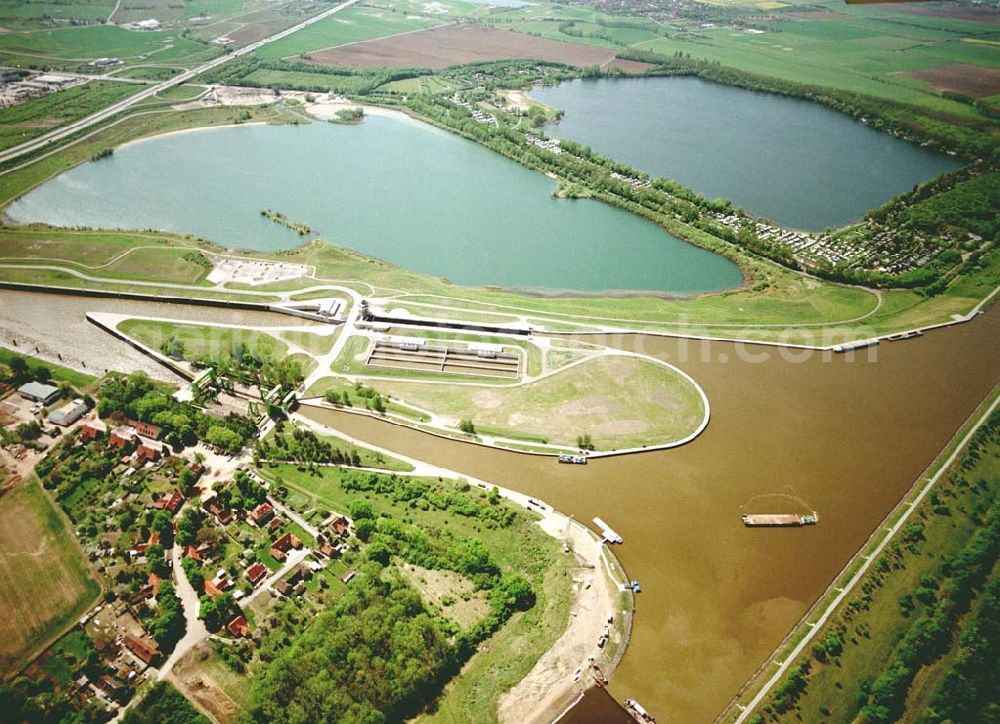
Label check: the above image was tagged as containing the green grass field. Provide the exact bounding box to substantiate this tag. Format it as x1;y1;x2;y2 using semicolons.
253;5;442;61
0;25;217;64
0;347;97;389
117;318;288;361
0;481;101;676
375;354;705;450
280;328;340;355
0;81;140;152
0;0;115;29
0;228;214;284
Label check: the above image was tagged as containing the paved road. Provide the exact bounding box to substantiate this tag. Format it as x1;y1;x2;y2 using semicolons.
0;0;360;165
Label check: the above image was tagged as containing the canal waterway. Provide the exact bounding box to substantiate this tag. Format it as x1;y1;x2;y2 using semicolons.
529;77;962;230
0;289;293;380
5;116;742;296
300;307;1000;721
3;289;997;721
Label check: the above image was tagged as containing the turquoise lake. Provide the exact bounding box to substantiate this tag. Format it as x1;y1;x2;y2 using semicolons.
7;115;743;295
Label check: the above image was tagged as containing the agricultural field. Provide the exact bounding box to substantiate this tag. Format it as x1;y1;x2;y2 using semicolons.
904;63;1000;98
0;81;139;152
252;4;443;60
0;481;101;676
0;24;218;66
0;0;115;30
306;22;627;69
489;0;1000;117
374;354;706;450
109;0;185;25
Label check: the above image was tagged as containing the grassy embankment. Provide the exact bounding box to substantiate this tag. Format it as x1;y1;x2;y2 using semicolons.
0;346;97;389
0;480;102;676
256;463;576;721
118;318;289;360
736;388;1000;722
0;81;141;152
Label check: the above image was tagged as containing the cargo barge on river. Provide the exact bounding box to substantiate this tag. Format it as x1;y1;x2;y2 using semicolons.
742;512;818;527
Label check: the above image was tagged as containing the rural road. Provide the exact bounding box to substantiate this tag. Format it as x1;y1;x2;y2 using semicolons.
0;0;361;166
159;537;210;681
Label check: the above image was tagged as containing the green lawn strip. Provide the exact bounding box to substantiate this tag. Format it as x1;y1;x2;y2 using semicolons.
305;375;430;422
0;264;282;302
0;346;97;389
280;328;339;355
117;319;288;362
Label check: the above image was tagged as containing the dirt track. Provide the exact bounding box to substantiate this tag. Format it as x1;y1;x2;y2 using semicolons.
307;24;648;70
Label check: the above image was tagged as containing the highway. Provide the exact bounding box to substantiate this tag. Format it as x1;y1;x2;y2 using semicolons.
0;0;360;166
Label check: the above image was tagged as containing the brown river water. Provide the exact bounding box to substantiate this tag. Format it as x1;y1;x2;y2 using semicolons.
304;307;1000;722
2;289;998;721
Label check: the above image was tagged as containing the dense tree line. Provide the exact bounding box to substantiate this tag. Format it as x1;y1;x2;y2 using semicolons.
856;497;1000;720
340;471;517;528
123;682;207;724
148;581;185;653
243;572;453;723
924;572;1000;721
97;372;256;453
258;425;361;466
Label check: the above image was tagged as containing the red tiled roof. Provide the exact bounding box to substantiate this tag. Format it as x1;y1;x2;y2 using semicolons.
227;615;250;638
123;636;159;665
246;563;267;584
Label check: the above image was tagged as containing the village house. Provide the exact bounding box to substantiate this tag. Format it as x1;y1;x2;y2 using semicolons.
270;531;302;562
153;489;183;514
79;425;101;443
109;429;135;450
123;636;159;667
330;516;350;537
202;496;234;525
248;502;275;527
245;562;268;585
124;418;162;440
136;444;162;463
227;615;250;638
